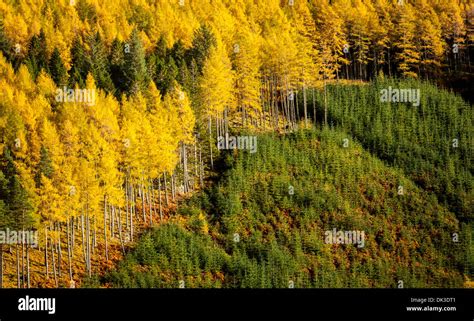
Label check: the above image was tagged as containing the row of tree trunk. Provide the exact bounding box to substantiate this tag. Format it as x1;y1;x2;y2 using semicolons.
0;81;319;287
0;136;208;287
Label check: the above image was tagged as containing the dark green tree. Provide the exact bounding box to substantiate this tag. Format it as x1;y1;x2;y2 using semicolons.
148;35;179;95
25;30;49;79
123;28;149;94
34;146;53;187
69;36;89;87
155;35;167;59
75;0;98;24
0;20;22;70
109;38;126;95
170;39;187;69
48;48;68;86
187;24;216;74
0;171;11;229
0;21;12;61
152;55;178;96
87;32;114;92
0;148;34;230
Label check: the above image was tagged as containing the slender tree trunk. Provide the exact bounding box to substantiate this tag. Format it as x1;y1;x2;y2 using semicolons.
148;179;153;225
151;179;156;217
93;217;96;254
153;182;163;218
281;88;287;127
285;79;292;127
158;177;163;221
87;214;91;277
71;218;75;250
130;184;135;220
104;195;108;262
164;173;169;206
216;113;220;142
303;82;308;127
16;244;20;288
111;204;115;237
295;90;299;126
225;107;229;136
45;227;49;279
208;116;214;169
57;223;62;278
0;244;3;288
199;145;204;187
125;187;130;233
81;214;86;263
182;142;189;193
271;76;277;129
67;218;72;281
26;242;30;288
130;192;134;242
125;175;130;231
21;232;25;287
141;180;146;222
171;174;176;201
86;214;89;276
118;208;125;255
324;77;328;126
51;235;58;287
194;138;198;187
275;77;279;129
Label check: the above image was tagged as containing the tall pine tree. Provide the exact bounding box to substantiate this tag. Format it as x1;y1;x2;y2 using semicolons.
123;29;149;95
49;48;68;86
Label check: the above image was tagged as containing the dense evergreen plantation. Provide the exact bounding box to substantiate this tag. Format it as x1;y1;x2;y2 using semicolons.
311;79;473;223
102;128;467;288
0;0;471;288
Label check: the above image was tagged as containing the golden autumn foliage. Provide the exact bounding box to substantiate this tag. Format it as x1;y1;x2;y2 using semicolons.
0;0;471;288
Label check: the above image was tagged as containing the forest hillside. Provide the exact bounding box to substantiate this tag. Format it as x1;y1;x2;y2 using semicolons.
0;0;471;288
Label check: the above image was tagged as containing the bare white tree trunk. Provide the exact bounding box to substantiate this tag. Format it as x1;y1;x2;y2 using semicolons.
118;208;125;255
171;174;176;201
130;187;134;242
81;214;86;263
148;179;153;225
158;177;163;221
208;116;214;169
104;196;108;261
21;232;24;287
141;179;146;222
199;145;204;187
125;176;130;231
51;232;58;287
182;143;189;193
312;88;316;125
45;227;49;279
87;214;91;277
303;81;308;127
194;139;198;188
16;244;20;288
164;173;169;206
67;218;72;281
93;217;96;254
57;223;62;278
26;242;30;288
0;244;3;288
